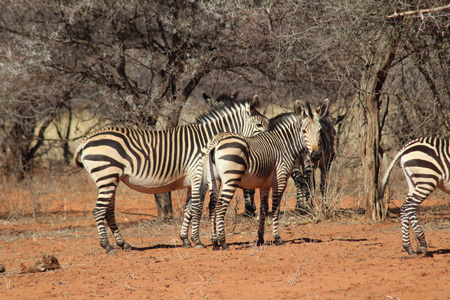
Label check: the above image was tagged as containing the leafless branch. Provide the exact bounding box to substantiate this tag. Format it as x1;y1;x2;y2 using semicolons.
387;4;450;19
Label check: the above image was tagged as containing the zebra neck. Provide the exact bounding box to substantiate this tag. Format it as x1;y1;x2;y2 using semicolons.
199;117;239;141
262;127;305;162
278;127;306;162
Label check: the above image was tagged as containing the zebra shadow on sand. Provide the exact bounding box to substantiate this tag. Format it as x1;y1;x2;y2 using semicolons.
128;236;370;251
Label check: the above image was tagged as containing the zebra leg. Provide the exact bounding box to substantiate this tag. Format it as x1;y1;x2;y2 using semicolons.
105;195;131;251
243;189;256;217
215;187;237;251
271;186;287;246
292;167;311;213
190;180;210;249
209;188;221;251
400;194;427;255
257;189;270;246
319;167;327;206
93;178;120;253
179;190;193;248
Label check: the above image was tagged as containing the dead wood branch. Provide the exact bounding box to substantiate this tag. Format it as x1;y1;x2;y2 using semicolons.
387;4;450;19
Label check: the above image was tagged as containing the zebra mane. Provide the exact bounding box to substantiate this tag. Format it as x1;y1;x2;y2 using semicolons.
268;113;299;130
195;99;261;124
269;109;323;132
319;116;336;148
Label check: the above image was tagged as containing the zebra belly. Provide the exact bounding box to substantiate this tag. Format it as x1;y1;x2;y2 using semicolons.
121;175;189;194
238;174;274;190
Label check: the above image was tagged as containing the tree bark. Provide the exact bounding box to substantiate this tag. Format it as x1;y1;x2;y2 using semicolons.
357;38;398;221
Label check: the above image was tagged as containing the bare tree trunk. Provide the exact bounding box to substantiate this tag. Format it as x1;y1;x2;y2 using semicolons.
357;38;398;221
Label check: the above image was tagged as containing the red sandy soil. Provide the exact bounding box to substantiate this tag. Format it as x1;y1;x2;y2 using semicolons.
1;179;450;300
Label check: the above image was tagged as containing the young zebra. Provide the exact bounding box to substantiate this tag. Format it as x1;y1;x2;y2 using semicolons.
243;112;337;216
202;94;336;217
73;97;268;253
378;137;450;255
191;99;328;250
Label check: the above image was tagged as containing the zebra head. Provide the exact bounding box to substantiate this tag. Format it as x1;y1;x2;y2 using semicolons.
295;99;329;161
242;95;269;135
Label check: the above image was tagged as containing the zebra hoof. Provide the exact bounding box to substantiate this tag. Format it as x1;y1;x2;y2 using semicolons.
120;242;132;251
419;246;427;255
106;248;117;255
257;240;264;246
274;239;285;246
212;244;220;251
181;239;192;248
221;244;230;251
103;243;116;254
403;246;417;256
194;243;205;249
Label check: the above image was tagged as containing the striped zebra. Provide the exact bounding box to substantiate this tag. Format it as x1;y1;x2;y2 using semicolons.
292;115;336;213
191;99;328;250
378;137;450;255
203;94;336;217
73;97;268;253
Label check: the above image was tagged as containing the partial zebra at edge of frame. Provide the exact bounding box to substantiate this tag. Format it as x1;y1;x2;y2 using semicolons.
378;137;450;256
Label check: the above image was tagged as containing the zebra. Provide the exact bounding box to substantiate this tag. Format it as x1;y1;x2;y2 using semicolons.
191;99;328;250
242;112;337;216
291;115;336;213
378;137;450;255
203;94;337;217
73;96;268;253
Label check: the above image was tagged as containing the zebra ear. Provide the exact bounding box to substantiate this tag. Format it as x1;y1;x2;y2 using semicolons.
304;101;315;118
248;95;260;114
316;98;329;118
294;100;305;117
232;92;239;100
202;92;214;106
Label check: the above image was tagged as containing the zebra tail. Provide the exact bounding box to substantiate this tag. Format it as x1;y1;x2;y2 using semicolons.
199;134;231;200
199;137;219;200
73;143;84;168
199;149;212;201
378;149;403;202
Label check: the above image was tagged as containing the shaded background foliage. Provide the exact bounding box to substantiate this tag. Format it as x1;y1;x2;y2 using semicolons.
0;0;449;219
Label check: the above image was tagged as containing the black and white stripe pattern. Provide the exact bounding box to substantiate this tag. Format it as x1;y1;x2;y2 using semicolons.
243;113;336;216
378;137;450;255
292;115;336;213
190;99;328;250
73;97;268;253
